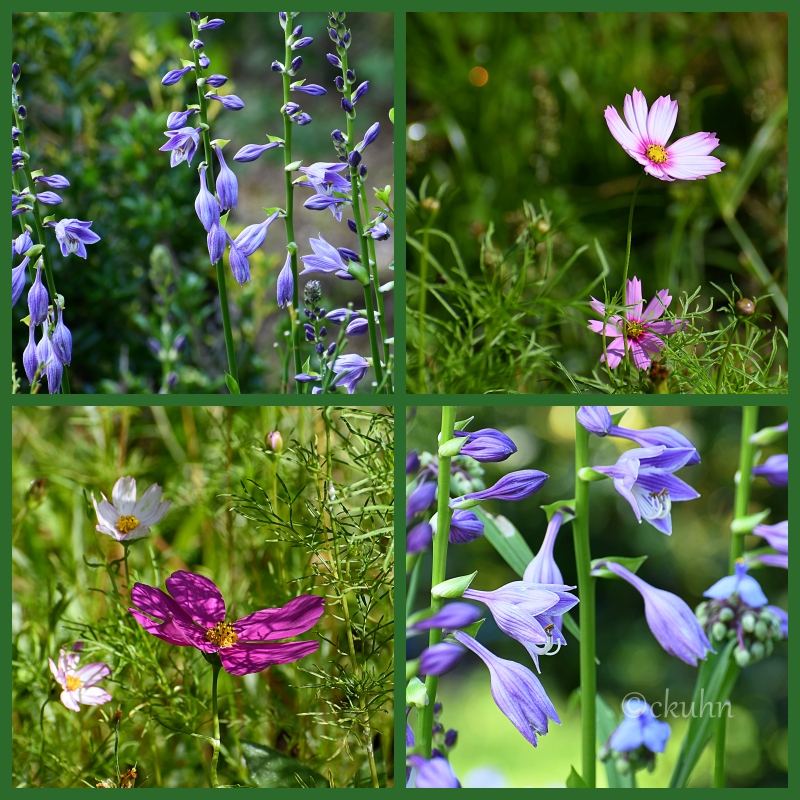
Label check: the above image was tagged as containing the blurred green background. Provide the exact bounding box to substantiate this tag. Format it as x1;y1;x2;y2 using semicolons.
406;12;787;386
12;12;393;393
407;405;787;787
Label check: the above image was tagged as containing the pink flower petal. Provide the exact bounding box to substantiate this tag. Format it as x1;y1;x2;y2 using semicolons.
129;608;197;646
234;594;324;642
131;583;198;626
112;477;137;514
663;155;725;181
648;319;684;335
77;686;112;707
220;640;320;676
134;483;170;526
624;89;649;145
74;662;111;687
604;106;642;155
165;571;226;628
646;95;678;145
601;337;626;369
642;289;672;321
60;690;82;712
588;319;622;337
629;339;653;370
639;332;666;353
644;161;673;181
625;277;644;317
589;296;606;316
667;131;720;157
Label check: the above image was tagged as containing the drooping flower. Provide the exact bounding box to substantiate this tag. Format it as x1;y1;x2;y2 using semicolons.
194;164;220;232
704;560;768;608
129;571;323;675
51;306;72;366
419;642;466;676
332;353;369;394
52;218;101;258
166;108;198;129
407;521;433;554
608;698;671;753
406;480;436;522
227;237;250;286
48;646;112;712
592;445;699;535
605;88;725;181
213;145;238;211
588;278;684;370
407;755;461;789
277;253;293;309
12;257;28;306
207;222;226;265
365;221;391;240
453;631;560;747
27;263;49;326
233;142;282;163
299;233;350;276
449;470;548;510
23;322;38;383
92;476;171;542
752;454;788;488
448;509;484;544
39;323;63;394
233;212;280;257
599;561;714;666
453;427;518;463
410;602;482;633
160;126;201;168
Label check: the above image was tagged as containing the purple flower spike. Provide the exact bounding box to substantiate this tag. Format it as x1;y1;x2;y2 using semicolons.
205;74;228;88
610;698;671;753
161;65;194;86
407;521;433;555
450;470;549;509
197;18;225;31
411;602;481;632
207;222;226;265
407;480;436;522
753;520;787;555
291;83;327;96
453;631;560;747
408;756;461;789
299;233;349;275
228;240;250;285
194;164;220;232
205;93;244;111
233;212;279;257
352;81;369;104
753;454;788;488
704;560;769;608
213;146;238;211
27;264;49;326
12;257;28;307
35;174;70;189
332;354;369;394
448;509;484;544
454;427;518;463
277;253;293;309
51;306;72;365
160;126;201;168
23;323;38;384
601;561;714;666
166;108;197;129
36;191;62;205
233;142;282;163
419;643;466;677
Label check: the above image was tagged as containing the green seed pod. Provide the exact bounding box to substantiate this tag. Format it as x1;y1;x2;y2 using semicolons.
741;613;756;633
616;758;630;776
734;647;751;667
719;607;735;622
754;620;769;641
750;642;765;662
765;639;774;657
711;621;728;641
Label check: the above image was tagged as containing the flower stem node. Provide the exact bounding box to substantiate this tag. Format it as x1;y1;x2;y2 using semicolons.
431;571;478;599
730;509;772;536
438;437;467;458
406;676;429;708
578;467;608;483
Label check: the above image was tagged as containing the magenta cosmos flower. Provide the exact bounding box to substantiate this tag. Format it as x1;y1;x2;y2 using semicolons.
129;571;324;676
48;646;112;712
589;277;683;370
92;476;171;542
605;88;725;181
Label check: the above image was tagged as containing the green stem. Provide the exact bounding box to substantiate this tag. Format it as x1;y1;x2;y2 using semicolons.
715;320;740;394
416;223;433;392
573;409;596;787
210;661;221;788
417;406;456;758
405;554;423;618
191;19;239;392
620;172;645;370
713;718;726;788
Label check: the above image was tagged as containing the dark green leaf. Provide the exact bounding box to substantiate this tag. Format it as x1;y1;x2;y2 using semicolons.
566;767;589;788
474;507;533;577
591;555;648;579
225;372;241;394
241;741;329;788
597;695;633;788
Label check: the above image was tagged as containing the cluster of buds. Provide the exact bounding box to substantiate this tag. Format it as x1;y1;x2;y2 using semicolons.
429;702;458;760
302;280;333;357
599;741;658;776
273;13;323;127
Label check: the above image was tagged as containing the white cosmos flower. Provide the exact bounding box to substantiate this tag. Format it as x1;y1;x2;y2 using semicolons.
48;647;112;712
92;476;170;542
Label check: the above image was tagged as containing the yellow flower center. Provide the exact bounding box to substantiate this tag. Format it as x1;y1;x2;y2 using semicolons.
627;321;647;339
115;515;140;534
66;675;83;692
206;621;239;648
646;144;668;164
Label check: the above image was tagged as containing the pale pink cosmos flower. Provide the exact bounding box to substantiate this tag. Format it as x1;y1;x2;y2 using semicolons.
588;277;683;370
92;476;171;542
48;646;112;712
605;88;725;181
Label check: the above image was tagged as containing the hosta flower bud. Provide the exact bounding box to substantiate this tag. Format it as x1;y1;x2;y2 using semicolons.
51;306;72;365
213;146;238;211
290;56;302;72
352;81;369;103
195;164;220;232
327;53;342;68
205;73;228;88
277;253;293;309
207;222;226;264
346;69;355;84
27;264;49;326
162;65;194;86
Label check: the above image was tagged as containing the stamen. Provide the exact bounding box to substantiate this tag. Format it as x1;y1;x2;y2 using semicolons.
646;144;668;164
65;675;83;691
646;489;672;519
115;514;140;534
626;321;647;339
206;621;239;648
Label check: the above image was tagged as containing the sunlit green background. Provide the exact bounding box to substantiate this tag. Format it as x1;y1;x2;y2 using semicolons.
407;405;787;787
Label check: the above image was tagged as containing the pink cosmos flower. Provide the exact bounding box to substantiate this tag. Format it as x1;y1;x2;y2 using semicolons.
92;476;171;542
588;277;683;370
129;571;324;676
605;88;725;181
48;646;112;712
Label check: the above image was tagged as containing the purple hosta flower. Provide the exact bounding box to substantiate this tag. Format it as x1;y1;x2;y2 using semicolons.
35;174;70;189
291;36;313;50
284;102;301;115
13;231;32;256
23;323;38;383
704;560;768;608
303;193;347;220
213;146;238;211
589;277;684;370
338;246;360;263
332;354;370;394
523;511;567;642
357;121;380;152
448;509;484;544
601;698;670;773
410;602;482;633
52;219;99;258
233;212;279;257
601;561;713;666
166;108;198;129
228;239;250;285
233;142;282;163
291;111;312;126
407;521;433;555
407;480;436;522
605;88;725;181
347;150;362;169
27;263;49;326
408;756;461;789
12;193;25;215
37;322;63;394
92;476;170;542
407;451;420;474
341;97;354;114
298;161;351;194
277;253;293;309
291;82;327;96
160;126;201;168
593;445;699;535
197;18;225;31
295;373;322;386
51;306;72;365
326;53;342;68
299;233;349;276
753;521;787;563
205;92;244;111
453;427;518;463
753;454;788;488
207;222;226;265
290;56;302;73
161;65;194;86
12;257;28;307
577;406;700;466
365;221;391;240
205;73;228;88
325;308;356;325
189;38;204;49
194;164;220;232
35;191;62;205
352;81;369;104
453;630;560;747
49;647;112;712
463;580;577;671
345;316;368;336
449;470;549;510
12;147;24;172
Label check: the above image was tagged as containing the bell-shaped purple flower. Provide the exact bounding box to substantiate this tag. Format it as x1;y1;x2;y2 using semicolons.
234;212;279;257
205;93;244;111
601;561;714;666
13;231;33;256
411;603;482;633
166;108;198;129
35;174;70;189
753;454;788;488
194;164;220;232
753;521;787;555
299;234;349;276
453;631;560;747
51;306;72;365
352;81;369;104
36;323;62;394
35;191;62;206
419;642;466;677
609;698;671;753
23;322;38;383
213;146;238;211
160;126;201;168
197;18;224;31
27;264;49;326
408;756;461;789
207;222;226;265
161;65;194;86
454;427;518;463
12;257;28;307
448;509;484;544
53;218;101;259
407;480;436;522
233;142;282;163
365;222;391;240
332;354;370;394
277;253;293;309
449;470;549;509
704;560;768;607
228;240;250;285
407;521;433;555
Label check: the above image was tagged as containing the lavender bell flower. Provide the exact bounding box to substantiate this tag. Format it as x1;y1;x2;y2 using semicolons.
407;480;436;522
523;511;568;642
51;219;101;259
27;264;49;326
205;93;244;111
228;239;250;286
233;142;282;163
207;223;227;265
365;221;391;240
407;756;461;789
212;146;238;211
37;323;63;394
449;470;549;510
161;65;194;86
277;253;293;309
332;354;369;393
299;234;350;276
51;306;72;365
13;231;33;256
600;561;714;666
194;164;220;232
166;108;198;129
448;509;484;544
345;316;368;336
407;521;434;554
753;454;788;488
35;191;62;206
357;121;380;152
703;560;768;607
12;257;28;307
23;323;38;383
410;602;482;632
234;212;279;257
160;126;201;168
419;642;467;676
454;427;518;463
35;174;70;189
609;698;671;753
453;631;560;747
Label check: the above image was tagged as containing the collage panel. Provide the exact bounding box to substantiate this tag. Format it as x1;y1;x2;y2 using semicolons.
406;12;787;395
12;11;394;396
11;405;394;787
405;404;787;787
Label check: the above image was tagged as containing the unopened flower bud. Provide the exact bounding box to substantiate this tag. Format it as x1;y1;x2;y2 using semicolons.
290;56;302;73
741;612;756;633
12;62;21;82
266;430;283;452
718;607;734;622
348;150;361;168
711;621;727;641
736;297;756;316
346;69;355;84
18;105;28;119
335;76;345;91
